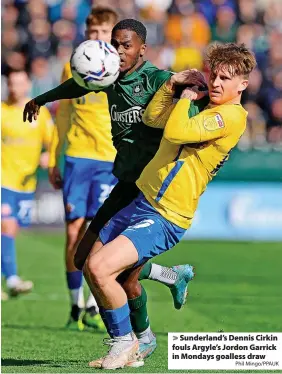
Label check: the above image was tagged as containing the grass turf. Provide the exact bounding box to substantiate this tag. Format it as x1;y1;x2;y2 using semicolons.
1;231;282;373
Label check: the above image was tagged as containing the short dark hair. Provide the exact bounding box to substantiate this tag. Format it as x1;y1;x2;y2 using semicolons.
112;19;147;43
86;6;118;27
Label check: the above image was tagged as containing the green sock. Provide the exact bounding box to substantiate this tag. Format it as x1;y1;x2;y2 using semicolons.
138;262;152;280
128;285;150;333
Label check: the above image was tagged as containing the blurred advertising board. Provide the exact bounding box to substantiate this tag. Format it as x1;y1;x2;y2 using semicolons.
31;180;282;241
31;181;65;227
215;149;282;182
186;182;282;241
37;149;282;184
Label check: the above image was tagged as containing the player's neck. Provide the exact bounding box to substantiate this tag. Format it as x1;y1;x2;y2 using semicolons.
122;58;145;78
8;96;29;107
210;96;242;106
225;96;242;105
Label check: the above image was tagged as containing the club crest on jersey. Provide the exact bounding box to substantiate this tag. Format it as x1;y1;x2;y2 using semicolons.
132;82;144;97
204;113;225;131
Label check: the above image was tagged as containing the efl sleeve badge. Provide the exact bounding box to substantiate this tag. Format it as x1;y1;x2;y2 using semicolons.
203;113;225;131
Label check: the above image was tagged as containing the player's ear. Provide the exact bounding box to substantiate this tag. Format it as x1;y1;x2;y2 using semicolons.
238;78;248;92
140;44;147;57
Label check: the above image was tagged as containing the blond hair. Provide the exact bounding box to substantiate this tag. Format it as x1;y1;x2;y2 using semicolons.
86;6;118;27
206;43;257;78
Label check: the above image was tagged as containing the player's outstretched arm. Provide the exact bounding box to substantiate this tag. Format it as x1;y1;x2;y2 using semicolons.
23;78;89;123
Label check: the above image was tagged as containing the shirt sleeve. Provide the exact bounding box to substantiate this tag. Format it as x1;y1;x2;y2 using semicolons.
142;82;176;129
35;78;91;106
149;70;173;92
164;99;228;144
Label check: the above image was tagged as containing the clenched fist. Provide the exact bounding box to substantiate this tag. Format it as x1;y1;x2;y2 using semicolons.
180;86;208;101
167;69;206;90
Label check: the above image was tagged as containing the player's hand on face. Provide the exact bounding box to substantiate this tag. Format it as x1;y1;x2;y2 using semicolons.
23;99;41;123
170;69;206;88
48;166;63;190
181;86;208;101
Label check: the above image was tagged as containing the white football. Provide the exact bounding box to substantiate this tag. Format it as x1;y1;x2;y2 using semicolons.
70;40;120;90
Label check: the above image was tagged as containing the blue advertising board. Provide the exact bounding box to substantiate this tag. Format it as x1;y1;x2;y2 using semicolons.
184;182;282;241
32;180;282;241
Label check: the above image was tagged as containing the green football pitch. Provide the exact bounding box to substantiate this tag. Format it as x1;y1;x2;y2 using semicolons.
2;232;282;373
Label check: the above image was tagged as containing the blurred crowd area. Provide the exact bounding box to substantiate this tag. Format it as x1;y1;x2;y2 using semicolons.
1;0;282;149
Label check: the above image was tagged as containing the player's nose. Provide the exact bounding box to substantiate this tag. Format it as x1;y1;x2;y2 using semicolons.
116;45;125;56
212;76;221;87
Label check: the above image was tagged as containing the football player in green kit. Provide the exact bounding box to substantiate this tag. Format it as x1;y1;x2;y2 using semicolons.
23;19;207;366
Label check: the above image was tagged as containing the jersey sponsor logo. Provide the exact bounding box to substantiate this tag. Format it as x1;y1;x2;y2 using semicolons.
132;82;144;97
204;113;225;131
110;105;145;123
1;204;12;216
127;219;155;229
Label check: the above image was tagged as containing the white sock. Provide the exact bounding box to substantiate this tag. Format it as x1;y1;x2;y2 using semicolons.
69;287;84;308
149;264;178;286
112;332;136;345
136;326;155;344
86;292;99;313
6;275;21;289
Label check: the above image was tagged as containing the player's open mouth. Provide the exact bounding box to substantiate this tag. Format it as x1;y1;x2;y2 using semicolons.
210;90;221;95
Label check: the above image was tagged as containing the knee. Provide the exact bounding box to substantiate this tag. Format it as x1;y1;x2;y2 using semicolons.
66;221;82;250
122;278;142;299
1;219;18;237
84;256;108;289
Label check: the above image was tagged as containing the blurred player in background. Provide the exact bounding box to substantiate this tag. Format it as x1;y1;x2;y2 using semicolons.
83;42;256;369
1;69;53;300
48;7;118;331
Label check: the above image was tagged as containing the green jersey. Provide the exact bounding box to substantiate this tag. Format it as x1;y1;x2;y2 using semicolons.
104;61;171;181
36;61;208;182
